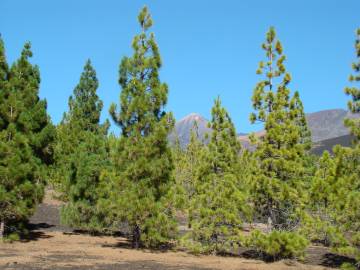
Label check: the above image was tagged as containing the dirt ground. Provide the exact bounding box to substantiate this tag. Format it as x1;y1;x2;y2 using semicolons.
0;190;354;270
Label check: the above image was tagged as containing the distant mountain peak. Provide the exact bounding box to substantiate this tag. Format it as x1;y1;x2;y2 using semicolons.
169;113;211;148
179;113;207;123
169;108;359;154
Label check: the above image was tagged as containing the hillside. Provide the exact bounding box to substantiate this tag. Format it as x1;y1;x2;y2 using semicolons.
171;109;359;154
311;134;355;155
306;109;358;142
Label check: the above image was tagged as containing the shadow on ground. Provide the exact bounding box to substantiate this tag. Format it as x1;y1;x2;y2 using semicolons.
320;253;357;268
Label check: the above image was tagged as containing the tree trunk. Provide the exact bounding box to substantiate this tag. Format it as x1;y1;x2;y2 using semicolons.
132;224;141;249
188;210;192;229
0;220;4;239
267;200;275;232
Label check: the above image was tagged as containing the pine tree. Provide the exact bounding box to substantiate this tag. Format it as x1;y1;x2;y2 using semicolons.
249;27;307;231
0;37;8;91
290;91;312;151
109;6;176;248
66;60;107;132
307;29;360;268
177;122;203;204
172;121;204;228
340;28;360;266
187;97;249;253
0;36;10;238
344;28;360;141
55;60;110;232
303;151;342;246
0;41;55;238
334;28;360;266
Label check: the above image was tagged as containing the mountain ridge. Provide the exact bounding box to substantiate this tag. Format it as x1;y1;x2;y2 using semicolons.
170;109;359;154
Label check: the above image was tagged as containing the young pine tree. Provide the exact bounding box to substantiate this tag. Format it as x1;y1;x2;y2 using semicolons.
174;122;203;206
187;97;250;254
249;27;307;230
0;40;55;238
304;151;344;246
172;121;205;229
290;91;312;151
55;60;110;232
109;6;176;248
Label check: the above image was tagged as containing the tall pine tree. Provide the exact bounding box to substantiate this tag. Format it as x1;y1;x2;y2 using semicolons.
0;40;55;238
249;27;307;231
55;60;110;232
336;28;360;267
109;6;176;248
305;29;360;268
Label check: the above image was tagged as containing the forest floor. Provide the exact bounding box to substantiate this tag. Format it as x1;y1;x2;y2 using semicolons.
0;190;355;270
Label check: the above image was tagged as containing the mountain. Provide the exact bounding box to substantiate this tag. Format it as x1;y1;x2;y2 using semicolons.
171;109;359;154
306;109;358;142
169;113;211;148
311;134;355;155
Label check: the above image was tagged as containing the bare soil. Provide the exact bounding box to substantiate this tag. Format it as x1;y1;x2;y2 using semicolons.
0;190;354;270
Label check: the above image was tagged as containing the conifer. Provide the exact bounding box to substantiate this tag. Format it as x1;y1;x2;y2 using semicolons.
344;28;360;141
336;28;360;266
173;122;204;228
0;41;55;238
55;60;110;232
309;29;360;267
250;27;307;230
290;91;312;151
303;151;341;246
109;6;176;248
187;97;249;253
0;37;8;90
182;122;203;204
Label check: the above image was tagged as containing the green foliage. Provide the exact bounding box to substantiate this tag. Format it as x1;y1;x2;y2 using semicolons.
186;97;250;254
108;6;176;248
305;30;360;263
0;39;55;236
307;146;360;265
304;31;360;263
246;230;308;260
54;60;110;232
302;151;342;246
172;121;204;224
0;38;8;91
328;28;360;266
249;27;308;230
3;232;20;242
344;28;360;141
290;91;312;151
330;145;360;264
1;13;359;266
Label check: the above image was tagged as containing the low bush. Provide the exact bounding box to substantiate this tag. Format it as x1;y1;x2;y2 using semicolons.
245;230;309;261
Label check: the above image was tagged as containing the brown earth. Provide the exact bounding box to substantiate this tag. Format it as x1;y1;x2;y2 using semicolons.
0;190;354;270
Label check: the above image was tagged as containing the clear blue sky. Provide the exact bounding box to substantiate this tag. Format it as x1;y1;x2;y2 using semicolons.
1;0;359;133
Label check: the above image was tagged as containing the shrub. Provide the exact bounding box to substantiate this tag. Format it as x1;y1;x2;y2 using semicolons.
246;230;309;260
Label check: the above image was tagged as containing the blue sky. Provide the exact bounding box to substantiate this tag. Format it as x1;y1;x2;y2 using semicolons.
1;0;359;133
